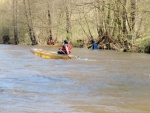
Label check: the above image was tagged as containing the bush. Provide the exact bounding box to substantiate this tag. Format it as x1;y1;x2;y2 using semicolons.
137;36;150;53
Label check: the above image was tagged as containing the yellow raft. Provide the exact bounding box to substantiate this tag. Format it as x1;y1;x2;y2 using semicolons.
30;48;76;59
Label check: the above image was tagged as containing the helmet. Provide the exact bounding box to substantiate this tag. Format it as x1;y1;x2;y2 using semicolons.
63;40;68;44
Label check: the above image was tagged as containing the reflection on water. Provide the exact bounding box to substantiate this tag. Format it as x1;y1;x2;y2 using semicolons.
0;44;150;113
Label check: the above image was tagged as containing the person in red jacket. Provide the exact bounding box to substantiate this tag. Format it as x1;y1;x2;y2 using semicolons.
47;38;55;45
49;39;55;45
57;40;72;55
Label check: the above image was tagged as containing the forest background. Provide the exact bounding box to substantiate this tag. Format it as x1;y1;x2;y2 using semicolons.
0;0;150;53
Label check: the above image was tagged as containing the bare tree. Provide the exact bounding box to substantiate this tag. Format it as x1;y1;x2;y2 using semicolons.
130;0;136;31
65;0;72;41
13;0;19;44
23;0;37;45
122;0;127;34
95;0;105;38
47;1;53;41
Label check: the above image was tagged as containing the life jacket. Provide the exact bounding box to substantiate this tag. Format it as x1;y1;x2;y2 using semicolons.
61;44;72;54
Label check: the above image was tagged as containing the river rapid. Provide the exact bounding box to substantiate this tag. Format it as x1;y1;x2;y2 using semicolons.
0;44;150;113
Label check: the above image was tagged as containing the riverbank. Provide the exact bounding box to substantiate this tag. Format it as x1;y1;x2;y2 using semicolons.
0;36;150;54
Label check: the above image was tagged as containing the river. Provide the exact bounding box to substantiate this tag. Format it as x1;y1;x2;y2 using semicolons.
0;44;150;113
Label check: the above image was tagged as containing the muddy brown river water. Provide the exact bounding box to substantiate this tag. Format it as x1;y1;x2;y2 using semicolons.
0;44;150;113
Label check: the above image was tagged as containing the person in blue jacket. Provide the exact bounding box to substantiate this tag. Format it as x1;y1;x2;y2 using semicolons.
91;39;98;50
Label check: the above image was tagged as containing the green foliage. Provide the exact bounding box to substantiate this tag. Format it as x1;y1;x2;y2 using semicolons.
136;36;150;53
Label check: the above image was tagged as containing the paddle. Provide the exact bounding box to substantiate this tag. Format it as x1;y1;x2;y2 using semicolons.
68;54;82;59
68;54;76;59
67;54;72;59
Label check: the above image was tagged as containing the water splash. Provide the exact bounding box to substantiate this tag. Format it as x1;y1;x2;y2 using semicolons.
77;56;96;61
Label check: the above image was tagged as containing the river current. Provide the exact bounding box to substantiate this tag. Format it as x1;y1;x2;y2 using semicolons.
0;44;150;113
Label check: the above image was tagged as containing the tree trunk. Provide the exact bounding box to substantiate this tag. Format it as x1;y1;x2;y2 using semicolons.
106;3;111;36
47;2;53;41
47;9;53;40
23;0;37;45
122;0;127;34
130;0;137;45
131;0;136;31
13;0;19;44
66;4;71;41
96;0;104;38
